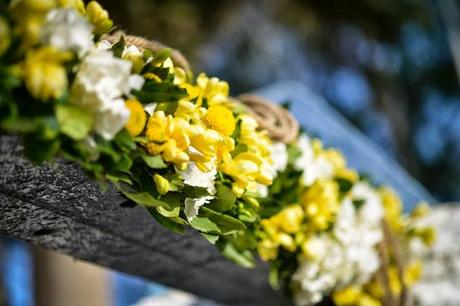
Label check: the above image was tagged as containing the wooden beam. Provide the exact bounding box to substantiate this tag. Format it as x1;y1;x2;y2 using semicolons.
0;135;291;306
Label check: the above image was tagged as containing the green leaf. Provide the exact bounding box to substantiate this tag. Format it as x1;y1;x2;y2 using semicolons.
201;233;219;244
111;36;126;58
140;154;168;169
219;241;254;268
336;177;353;194
133;83;187;103
189;217;221;234
120;190;174;211
106;173;132;185
115;130;136;150
200;207;246;235
352;199;366;210
231;143;248;158
151;49;172;66
157;206;180;218
23;136;60;164
55;104;93;141
209;183;236;212
147;208;185;234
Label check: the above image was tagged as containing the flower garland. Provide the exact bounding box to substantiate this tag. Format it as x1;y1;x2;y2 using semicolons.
0;1;435;305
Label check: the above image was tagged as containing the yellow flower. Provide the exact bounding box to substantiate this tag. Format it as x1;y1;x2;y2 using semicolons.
153;174;169;195
257;205;304;260
204;105;236;136
388;266;402;296
195;73;229;106
411;203;430;219
404;260;423;287
379;187;404;232
9;0;54;47
23;47;72;101
257;239;279;261
57;0;85;14
415;226;437;247
357;294;382;306
271;205;304;234
124;99;146;136
174;100;206;123
333;286;361;306
0;18;11;56
301;179;339;231
145;111;190;169
85;1;113;35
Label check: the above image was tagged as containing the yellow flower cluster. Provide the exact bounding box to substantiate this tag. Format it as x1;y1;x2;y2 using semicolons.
139;61;273;195
221;114;273;196
9;0;113;101
258;205;304;260
23;47;72;101
301;179;340;231
9;0;108;48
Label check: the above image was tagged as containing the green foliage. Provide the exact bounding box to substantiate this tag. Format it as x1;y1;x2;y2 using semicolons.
56;104;94;141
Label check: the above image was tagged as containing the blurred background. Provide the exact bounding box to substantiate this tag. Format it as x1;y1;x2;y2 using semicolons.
1;0;459;305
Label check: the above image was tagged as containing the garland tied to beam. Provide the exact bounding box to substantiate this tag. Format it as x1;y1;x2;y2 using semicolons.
0;1;435;305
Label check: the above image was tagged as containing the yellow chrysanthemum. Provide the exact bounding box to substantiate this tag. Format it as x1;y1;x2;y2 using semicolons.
196;73;229;106
145;111;190;170
301;179;340;231
124;99;146;137
23;47;72;101
257;205;304;261
204;105;236;136
271;205;304;234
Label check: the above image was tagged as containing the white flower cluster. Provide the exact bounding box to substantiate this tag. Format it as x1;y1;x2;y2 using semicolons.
294;135;333;186
292;182;384;306
40;8;145;140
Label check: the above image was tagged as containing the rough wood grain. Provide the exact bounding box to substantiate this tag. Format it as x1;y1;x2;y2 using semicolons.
0;135;291;306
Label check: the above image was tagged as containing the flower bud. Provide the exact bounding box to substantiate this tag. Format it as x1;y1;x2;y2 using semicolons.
153;174;169;195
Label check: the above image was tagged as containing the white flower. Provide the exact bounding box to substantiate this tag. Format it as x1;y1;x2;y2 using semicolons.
270;142;288;175
184;196;214;221
96;39;112;50
144;103;157;115
71;49;144;139
256;183;269;197
122;45;143;58
179;161;217;194
333;182;384;285
292;235;351;306
41;8;94;56
294;134;334;186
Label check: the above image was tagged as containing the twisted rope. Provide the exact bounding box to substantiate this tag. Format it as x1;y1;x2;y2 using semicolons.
237;94;299;144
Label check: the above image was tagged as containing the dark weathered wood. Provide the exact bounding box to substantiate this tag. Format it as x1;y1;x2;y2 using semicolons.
0;135;291;306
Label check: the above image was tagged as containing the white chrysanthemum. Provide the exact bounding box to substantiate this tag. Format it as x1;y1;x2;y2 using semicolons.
41;8;94;56
333;182;384;284
70;49;144;139
270;142;288;175
184;196;214;221
179;161;217;195
292;235;352;306
294;134;333;186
